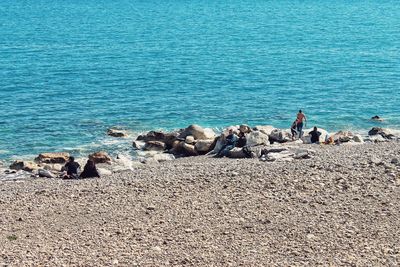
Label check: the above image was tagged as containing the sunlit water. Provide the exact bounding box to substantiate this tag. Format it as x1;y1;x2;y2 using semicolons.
0;0;399;161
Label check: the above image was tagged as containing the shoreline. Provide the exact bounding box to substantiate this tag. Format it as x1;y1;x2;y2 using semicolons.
1;123;398;180
1;141;400;265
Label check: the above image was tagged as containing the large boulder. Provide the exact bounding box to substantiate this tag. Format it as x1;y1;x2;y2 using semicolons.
185;135;195;144
143;141;166;151
35;152;70;164
137;131;179;148
180;125;215;140
353;134;364;143
332;131;353;143
269;129;292;143
246;131;269;146
182;143;198;156
107;128;128;138
368;127;394;139
10;161;40;172
254;125;275;136
195;139;215;153
89;151;112;164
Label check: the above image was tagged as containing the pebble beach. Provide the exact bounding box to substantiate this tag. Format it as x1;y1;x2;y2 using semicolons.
1;141;400;266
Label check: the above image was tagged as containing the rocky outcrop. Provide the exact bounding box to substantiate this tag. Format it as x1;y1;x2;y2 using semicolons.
368;127;394;139
246;131;269;146
269;129;292;143
137;131;179;148
10;161;40;172
179;124;215;140
35;152;70;164
143;141;166;151
254;125;275;136
89;151;112;164
107;128;128;138
195;139;215;153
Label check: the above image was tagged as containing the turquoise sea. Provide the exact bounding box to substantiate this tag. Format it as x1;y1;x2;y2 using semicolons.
0;0;399;161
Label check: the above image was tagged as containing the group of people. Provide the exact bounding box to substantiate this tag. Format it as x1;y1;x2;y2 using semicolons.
62;157;100;179
216;110;323;157
291;110;322;144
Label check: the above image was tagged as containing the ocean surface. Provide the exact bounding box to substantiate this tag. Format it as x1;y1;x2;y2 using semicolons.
1;0;399;162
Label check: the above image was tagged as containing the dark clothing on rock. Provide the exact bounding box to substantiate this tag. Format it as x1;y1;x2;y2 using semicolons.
309;130;321;144
291;122;297;138
64;161;80;176
80;164;100;178
236;136;247;148
217;133;238;157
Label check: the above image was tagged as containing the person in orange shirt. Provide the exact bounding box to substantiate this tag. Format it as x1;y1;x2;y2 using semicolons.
296;110;307;138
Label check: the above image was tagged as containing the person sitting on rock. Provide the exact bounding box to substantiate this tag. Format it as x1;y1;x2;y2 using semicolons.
216;129;238;157
309;127;321;144
236;132;247;148
290;120;297;140
62;156;80;179
80;159;100;178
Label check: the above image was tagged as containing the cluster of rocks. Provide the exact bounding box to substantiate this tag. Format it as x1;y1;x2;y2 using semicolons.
7;151;112;178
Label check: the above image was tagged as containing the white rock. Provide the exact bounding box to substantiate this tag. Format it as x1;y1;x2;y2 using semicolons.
353;134;364;143
38;169;55;178
185;135;195;144
246;131;269;146
195;139;214;153
254;125;275;135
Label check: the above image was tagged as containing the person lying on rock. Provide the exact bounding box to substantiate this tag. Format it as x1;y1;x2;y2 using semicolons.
216;129;238;157
80;159;100;178
309;127;321;144
62;156;80;179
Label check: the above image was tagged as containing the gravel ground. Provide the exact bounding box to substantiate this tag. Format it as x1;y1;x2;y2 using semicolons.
1;141;400;266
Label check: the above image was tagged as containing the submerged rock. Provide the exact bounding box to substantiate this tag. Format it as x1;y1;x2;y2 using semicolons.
35;152;70;164
107;128;128;138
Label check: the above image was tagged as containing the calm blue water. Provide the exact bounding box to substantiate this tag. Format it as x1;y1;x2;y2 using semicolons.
1;0;400;161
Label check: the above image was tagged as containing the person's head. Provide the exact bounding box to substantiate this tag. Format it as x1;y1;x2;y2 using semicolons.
313;126;318;131
228;129;233;134
86;159;95;168
239;132;245;137
299;110;302;113
69;156;75;162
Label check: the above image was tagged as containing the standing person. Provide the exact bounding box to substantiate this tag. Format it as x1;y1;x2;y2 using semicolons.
296;110;307;138
63;156;80;179
80;159;100;178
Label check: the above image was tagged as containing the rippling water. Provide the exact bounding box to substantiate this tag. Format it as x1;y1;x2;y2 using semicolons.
0;0;399;161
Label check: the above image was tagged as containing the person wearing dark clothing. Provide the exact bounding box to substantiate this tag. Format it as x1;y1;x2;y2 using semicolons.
236;132;247;148
217;129;238;157
309;127;321;144
63;156;80;179
80;159;100;178
290;121;297;140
